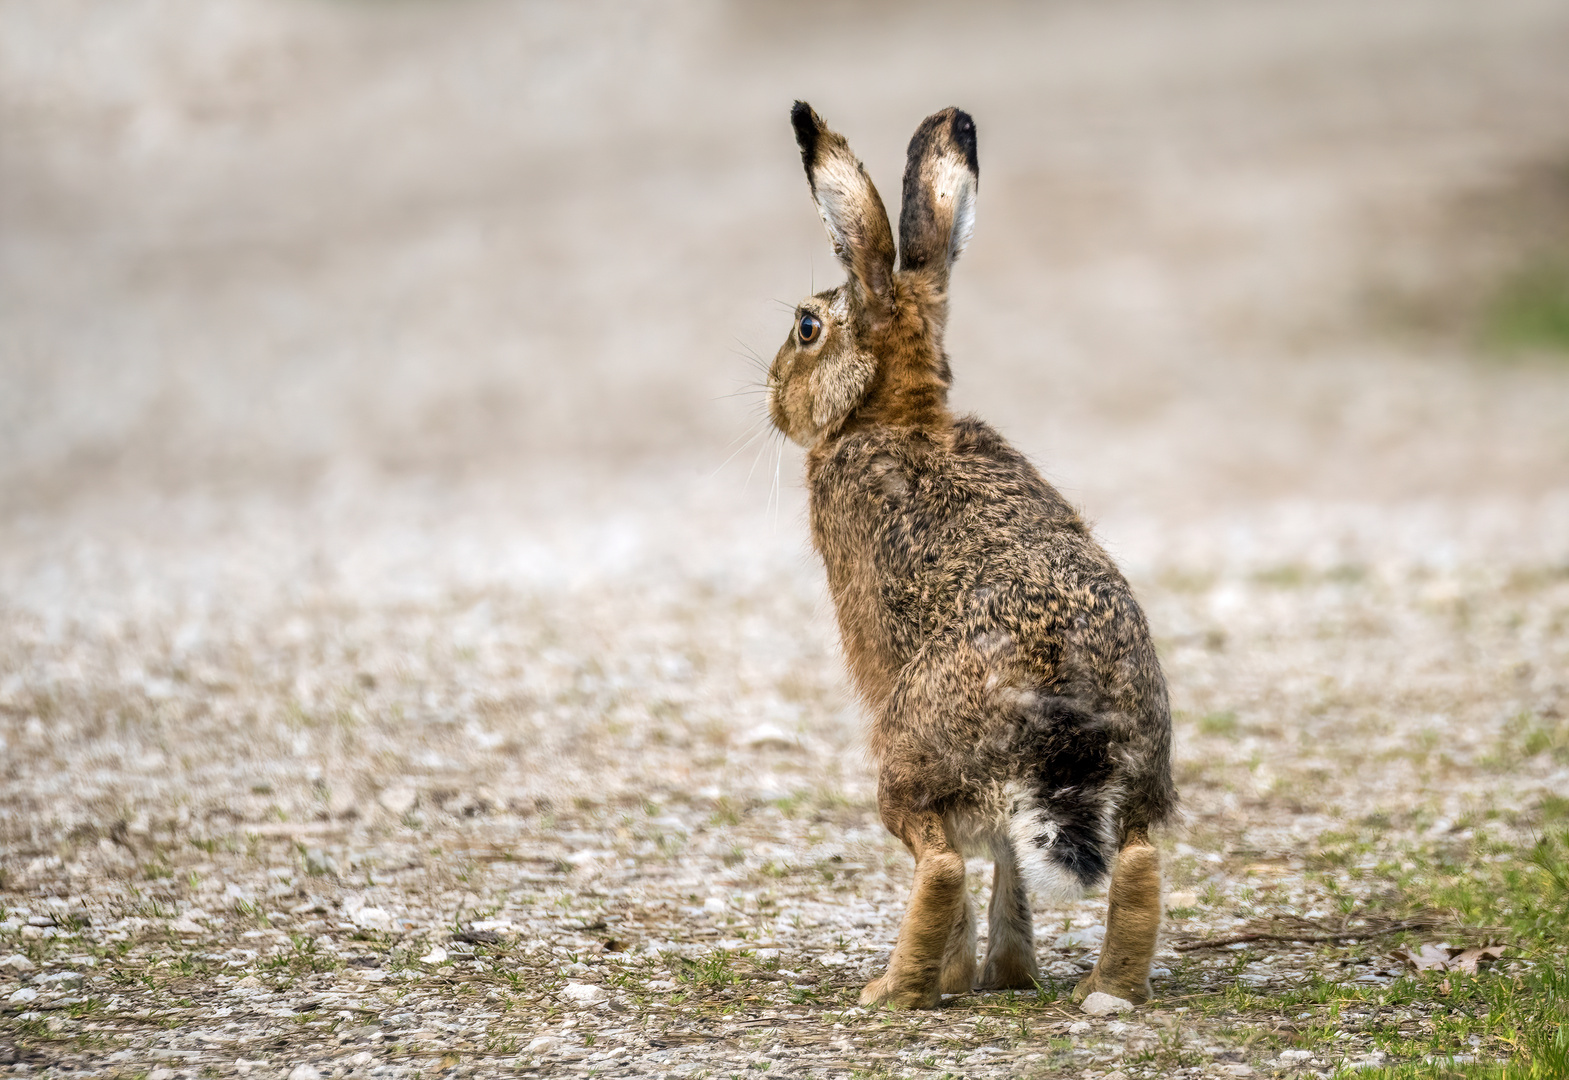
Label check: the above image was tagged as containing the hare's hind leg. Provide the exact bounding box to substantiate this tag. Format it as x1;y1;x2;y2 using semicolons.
978;841;1041;990
938;887;977;994
1072;829;1160;1005
861;808;965;1009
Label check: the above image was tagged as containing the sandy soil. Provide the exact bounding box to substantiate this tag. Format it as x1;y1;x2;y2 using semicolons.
2;1;1568;1077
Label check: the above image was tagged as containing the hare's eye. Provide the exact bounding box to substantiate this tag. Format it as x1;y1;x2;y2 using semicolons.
798;311;822;345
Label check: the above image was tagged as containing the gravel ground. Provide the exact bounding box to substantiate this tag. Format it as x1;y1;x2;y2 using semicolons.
3;1;1569;1077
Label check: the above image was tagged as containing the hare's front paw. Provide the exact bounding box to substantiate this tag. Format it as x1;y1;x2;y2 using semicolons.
1072;968;1151;1006
860;974;941;1009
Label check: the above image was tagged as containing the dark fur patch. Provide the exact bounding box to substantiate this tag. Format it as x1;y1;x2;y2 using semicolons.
791;101;820;186
1017;697;1114;888
950;110;978;176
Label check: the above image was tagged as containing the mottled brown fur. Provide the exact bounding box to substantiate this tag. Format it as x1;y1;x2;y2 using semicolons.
769;103;1175;1009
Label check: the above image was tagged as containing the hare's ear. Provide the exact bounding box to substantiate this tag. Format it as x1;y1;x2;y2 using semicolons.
790;102;897;322
897;107;978;285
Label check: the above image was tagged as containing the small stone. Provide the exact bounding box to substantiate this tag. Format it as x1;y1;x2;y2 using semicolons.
1278;1049;1313;1063
419;944;448;965
327;787;359;819
288;1065;323;1080
441;789;497;816
234;975;264;989
526;1035;562;1053
351;906;392;931
737;723;798;750
377;785;417;815
1079;991;1134;1015
559;981;605;1004
148;1069;174;1080
350;1051;373;1066
170;917;205;935
1219;1065;1254;1076
702;896;727;913
820;951;848;966
1068;1020;1091;1035
2;954;34;971
8;987;38;1003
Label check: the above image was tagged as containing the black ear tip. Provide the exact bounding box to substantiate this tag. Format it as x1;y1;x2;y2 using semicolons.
790;101;821;166
790;101;815;142
950;109;979;174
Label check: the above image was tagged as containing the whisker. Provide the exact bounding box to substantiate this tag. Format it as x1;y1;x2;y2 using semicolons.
729;340;772;378
731;338;770;359
743;422;774;493
709;420;770;479
771;434;784;532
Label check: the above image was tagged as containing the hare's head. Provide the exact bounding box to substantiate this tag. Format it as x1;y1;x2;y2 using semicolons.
769;102;978;447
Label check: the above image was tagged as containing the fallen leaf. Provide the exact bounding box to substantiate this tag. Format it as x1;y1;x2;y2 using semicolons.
1393;943;1506;973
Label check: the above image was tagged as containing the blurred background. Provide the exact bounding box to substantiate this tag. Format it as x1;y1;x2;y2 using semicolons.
5;0;1568;525
2;0;1568;828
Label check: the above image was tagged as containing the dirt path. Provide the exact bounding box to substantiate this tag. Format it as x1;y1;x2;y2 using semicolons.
3;1;1568;1077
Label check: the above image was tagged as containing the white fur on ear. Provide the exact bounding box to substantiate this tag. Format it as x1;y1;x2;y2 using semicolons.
809;349;875;430
810;154;872;260
941;163;977;265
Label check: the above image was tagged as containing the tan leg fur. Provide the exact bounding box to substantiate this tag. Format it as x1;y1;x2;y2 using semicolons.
861;810;967;1008
938;889;977;995
978;842;1041;990
1072;831;1161;1005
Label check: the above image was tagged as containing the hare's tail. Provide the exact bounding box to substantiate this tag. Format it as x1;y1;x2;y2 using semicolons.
1005;698;1120;902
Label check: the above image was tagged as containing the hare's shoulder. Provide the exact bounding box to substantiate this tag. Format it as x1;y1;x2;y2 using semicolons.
819;418;1070;508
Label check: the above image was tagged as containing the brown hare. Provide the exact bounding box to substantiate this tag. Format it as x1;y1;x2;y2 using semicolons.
767;103;1177;1010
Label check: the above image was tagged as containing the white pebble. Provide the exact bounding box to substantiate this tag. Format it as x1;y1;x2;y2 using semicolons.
1079;991;1133;1015
351;907;391;931
559;981;605;1004
377;785;417;815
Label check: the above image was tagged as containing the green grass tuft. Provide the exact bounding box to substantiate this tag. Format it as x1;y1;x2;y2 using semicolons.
1484;257;1569;355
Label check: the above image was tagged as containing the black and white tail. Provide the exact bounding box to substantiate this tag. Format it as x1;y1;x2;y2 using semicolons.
1006;697;1120;902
